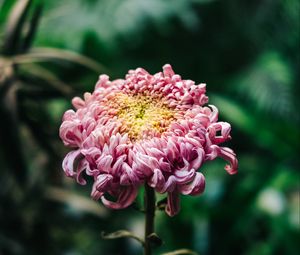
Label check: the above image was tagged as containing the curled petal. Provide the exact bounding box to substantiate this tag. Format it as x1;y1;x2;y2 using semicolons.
147;147;165;159
86;163;100;177
62;109;76;121
59;121;83;147
205;144;219;161
180;172;205;195
101;186;138;209
120;163;140;185
163;64;175;77
91;174;113;200
205;145;238;175
219;147;238;175
179;142;192;160
208;122;231;144
140;153;160;170
94;174;113;191
72;96;85;109
158;158;171;172
62;150;82;178
76;159;87;185
95;74;110;89
174;169;195;184
161;176;177;193
208;104;218;123
81;147;101;176
189;148;204;170
134;153;158;177
148;169;165;192
90;189;103;201
97;155;113;172
112;155;127;175
166;191;180;217
115;144;129;157
165;139;179;162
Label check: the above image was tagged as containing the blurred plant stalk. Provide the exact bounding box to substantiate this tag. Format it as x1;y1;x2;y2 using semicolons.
0;0;35;187
0;0;106;188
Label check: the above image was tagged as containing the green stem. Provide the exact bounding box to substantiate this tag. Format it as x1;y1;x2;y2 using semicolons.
144;184;156;255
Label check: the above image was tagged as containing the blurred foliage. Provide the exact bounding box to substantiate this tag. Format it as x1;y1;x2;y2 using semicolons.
0;0;299;255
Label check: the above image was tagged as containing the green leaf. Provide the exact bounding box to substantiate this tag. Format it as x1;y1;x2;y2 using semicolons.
12;47;108;73
18;63;73;96
101;230;145;246
156;197;167;210
210;94;296;156
162;249;199;255
20;3;43;52
147;232;163;247
234;51;294;119
2;0;32;54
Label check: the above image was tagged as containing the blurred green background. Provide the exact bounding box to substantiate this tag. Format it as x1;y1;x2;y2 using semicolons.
0;0;299;254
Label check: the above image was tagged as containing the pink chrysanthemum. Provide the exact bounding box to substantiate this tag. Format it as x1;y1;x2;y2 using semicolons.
60;64;238;216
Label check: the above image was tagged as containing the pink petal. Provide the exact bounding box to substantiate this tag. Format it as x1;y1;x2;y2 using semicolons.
112;155;127;175
161;176;177;193
180;172;205;195
174;169;196;184
163;64;175;77
62;150;81;177
166;191;180;217
120;163;140;185
76;158;87;185
91;174;113;200
97;155;113;172
134;153;158;177
219;147;238;175
101;186;138;209
189;148;204;170
148;169;165;192
208;122;231;144
205;145;238;175
72;97;85;109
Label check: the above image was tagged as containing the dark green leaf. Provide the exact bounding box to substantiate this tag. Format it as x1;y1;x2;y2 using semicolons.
2;0;32;54
21;3;43;52
101;230;145;246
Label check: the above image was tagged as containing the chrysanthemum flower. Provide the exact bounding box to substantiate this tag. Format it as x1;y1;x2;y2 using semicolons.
60;64;238;216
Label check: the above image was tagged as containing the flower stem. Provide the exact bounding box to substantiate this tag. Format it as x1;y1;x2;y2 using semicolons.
144;184;156;255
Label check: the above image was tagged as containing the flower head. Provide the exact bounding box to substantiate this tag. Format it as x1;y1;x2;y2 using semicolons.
60;64;238;216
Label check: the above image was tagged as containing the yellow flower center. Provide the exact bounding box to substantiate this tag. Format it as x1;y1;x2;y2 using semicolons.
109;93;175;140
